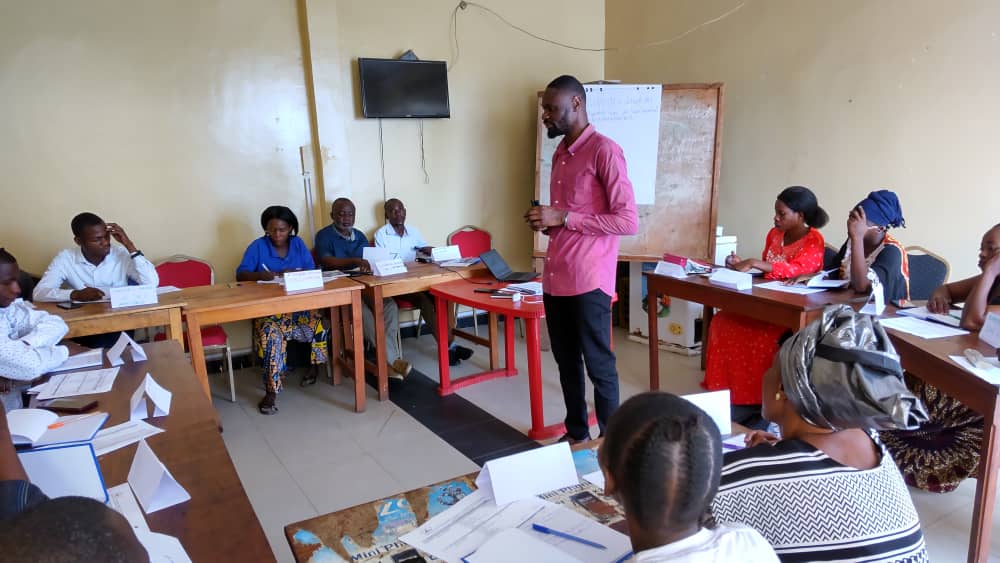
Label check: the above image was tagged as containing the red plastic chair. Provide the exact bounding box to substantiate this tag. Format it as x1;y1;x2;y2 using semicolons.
448;226;494;335
154;255;236;402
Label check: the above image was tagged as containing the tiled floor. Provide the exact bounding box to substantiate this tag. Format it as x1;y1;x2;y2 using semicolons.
211;325;1000;562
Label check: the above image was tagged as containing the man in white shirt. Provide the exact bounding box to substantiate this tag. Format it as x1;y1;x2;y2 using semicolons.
0;249;70;412
374;199;473;366
33;212;158;303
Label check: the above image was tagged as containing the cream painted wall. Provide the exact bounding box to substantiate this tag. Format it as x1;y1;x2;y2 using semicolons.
606;0;1000;279
0;0;314;280
303;0;605;269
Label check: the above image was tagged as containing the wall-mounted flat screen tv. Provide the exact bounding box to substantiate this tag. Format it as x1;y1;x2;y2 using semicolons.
358;58;450;119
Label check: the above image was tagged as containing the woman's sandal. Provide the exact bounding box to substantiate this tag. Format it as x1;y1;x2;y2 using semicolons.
300;367;318;387
258;392;278;415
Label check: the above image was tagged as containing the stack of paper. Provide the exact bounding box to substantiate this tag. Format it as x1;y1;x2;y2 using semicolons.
35;367;120;400
505;281;543;295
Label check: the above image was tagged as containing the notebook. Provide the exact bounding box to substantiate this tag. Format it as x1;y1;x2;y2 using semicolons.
7;408;109;448
17;442;108;502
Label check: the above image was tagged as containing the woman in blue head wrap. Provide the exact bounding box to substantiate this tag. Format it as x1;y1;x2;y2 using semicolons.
826;190;910;303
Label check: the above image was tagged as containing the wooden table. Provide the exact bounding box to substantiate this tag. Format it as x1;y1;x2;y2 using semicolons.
36;293;186;346
354;263;493;401
37;340;273;562
883;317;1000;563
284;441;621;562
176;279;367;410
643;272;857;388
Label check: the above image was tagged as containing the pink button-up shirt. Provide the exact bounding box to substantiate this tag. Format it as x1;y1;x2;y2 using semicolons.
544;125;639;297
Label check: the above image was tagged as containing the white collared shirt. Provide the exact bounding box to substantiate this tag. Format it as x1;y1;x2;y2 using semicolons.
635;525;778;563
0;299;69;382
374;223;428;263
33;246;159;302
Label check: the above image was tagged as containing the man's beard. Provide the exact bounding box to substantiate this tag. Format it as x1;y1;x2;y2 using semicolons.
546;124;566;139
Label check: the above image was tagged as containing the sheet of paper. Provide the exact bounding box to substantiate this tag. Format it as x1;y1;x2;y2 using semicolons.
49;348;104;373
322;270;349;281
708;269;752;291
284;269;324;293
107;483;150;532
128;440;190;513
466;528;582;563
134;529;193;563
722;434;747;452
949;355;1000;385
756;280;827;295
7;408;59;444
18;443;107;502
110;284;158;309
581;471;605;490
431;245;462;263
93;419;165;457
130;373;172;421
34;412;109;447
505;281;543;295
107;332;147;366
681;390;732;435
36;367;119;400
653;261;687;278
979;312;1000;349
475;443;578;505
860;283;886;315
896;305;962;327
26;381;49;395
401;491;630;563
879;316;969;339
805;269;850;288
155;286;181;295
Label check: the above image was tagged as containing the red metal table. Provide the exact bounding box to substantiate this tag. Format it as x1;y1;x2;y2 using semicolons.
430;279;572;440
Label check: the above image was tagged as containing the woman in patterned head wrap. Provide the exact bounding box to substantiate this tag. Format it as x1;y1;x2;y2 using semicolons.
711;305;928;562
824;190;910;303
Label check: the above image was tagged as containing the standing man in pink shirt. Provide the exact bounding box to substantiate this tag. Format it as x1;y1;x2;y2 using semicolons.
525;75;639;443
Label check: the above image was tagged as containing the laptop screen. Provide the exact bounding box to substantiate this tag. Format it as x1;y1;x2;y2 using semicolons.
479;250;512;279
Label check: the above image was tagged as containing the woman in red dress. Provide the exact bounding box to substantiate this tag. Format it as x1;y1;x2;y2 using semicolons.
703;186;828;427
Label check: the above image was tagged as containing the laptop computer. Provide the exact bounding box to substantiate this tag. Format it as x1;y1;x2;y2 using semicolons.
479;249;540;282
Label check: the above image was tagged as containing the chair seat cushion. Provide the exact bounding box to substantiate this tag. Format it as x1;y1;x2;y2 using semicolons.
199;325;228;347
394;297;417;309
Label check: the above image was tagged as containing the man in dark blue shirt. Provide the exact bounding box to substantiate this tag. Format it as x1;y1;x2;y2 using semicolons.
315;198;410;379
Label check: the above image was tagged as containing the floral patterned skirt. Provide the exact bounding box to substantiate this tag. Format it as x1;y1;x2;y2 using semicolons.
253;310;328;393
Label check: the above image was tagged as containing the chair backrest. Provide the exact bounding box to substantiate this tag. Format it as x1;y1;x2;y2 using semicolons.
905;245;950;300
155;255;214;288
448;225;492;258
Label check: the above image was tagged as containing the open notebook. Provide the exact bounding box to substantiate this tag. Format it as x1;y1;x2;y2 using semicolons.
8;409;108;448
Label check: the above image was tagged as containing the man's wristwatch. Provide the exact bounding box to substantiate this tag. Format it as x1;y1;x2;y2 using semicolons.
130;250;144;259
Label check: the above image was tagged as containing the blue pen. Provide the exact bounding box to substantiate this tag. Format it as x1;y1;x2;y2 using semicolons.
613;551;634;563
530;523;606;550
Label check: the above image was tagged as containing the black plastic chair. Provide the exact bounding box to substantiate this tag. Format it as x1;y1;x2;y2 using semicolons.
906;246;950;300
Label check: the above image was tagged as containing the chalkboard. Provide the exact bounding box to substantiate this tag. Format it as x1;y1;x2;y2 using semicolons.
533;83;724;262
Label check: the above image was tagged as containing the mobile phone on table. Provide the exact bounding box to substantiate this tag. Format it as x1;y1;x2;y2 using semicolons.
391;549;426;563
57;302;83;310
42;398;98;414
570;491;617;522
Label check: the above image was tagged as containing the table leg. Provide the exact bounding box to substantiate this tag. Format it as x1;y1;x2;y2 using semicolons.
700;306;715;371
166;307;184;346
504;314;516;376
329;306;343;385
647;284;660;391
371;287;388;401
969;399;1000;562
350;292;366;412
525;318;547;440
436;294;452;394
488;313;499;370
185;313;211;399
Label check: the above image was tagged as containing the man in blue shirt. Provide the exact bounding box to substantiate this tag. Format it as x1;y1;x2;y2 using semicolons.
315;198;410;379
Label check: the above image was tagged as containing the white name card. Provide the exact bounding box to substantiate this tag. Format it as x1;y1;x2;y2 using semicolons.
431;245;462;263
708;269;752;291
110;285;158;309
372;258;407;277
474;443;577;505
363;246;392;263
981;312;1000;350
653;261;688;278
283;269;324;294
681;390;732;435
860;280;886;316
